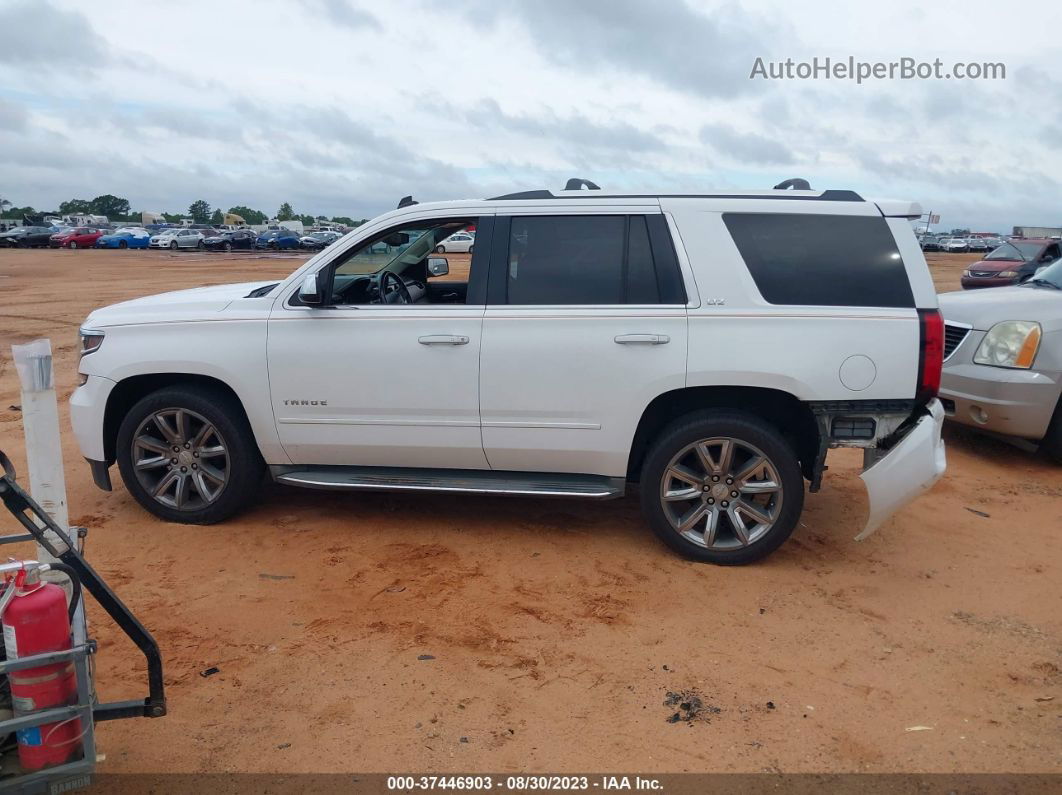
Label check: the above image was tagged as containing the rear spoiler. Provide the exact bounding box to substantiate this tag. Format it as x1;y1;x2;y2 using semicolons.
873;199;922;219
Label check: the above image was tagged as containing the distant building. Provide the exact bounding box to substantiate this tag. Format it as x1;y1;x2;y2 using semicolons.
1013;225;1062;238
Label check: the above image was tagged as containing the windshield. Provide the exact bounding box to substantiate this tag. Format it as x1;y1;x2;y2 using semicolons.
985;241;1043;261
1026;258;1062;289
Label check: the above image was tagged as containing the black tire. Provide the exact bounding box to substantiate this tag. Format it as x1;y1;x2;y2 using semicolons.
639;410;804;565
197;240;204;249
435;245;445;253
69;242;78;249
116;385;264;524
1043;399;1062;464
468;245;474;254
224;242;232;252
169;240;178;250
119;240;128;249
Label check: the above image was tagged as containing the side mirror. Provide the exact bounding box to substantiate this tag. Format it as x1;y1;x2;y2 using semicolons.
427;256;449;277
299;272;325;305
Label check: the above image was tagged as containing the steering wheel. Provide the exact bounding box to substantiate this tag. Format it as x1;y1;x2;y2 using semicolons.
375;271;413;305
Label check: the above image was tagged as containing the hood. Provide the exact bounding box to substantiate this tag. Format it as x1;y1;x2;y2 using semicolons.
967;258;1021;272
83;281;277;328
939;286;1062;332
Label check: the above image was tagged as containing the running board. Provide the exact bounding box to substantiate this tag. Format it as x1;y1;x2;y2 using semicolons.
270;466;625;499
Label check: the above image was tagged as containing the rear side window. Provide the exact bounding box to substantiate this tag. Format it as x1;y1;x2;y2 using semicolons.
722;213;915;308
502;215;686;305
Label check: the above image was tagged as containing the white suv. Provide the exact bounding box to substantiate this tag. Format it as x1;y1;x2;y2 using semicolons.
71;180;947;564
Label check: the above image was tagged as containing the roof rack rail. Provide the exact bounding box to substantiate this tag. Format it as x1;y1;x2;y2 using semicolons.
773;178;811;190
564;178;601;191
397;195;418;208
486;186;863;202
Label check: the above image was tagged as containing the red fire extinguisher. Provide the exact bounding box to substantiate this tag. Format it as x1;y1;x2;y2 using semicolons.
1;563;82;771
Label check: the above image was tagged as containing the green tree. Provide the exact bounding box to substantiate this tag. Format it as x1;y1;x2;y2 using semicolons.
210;208;224;225
1;204;36;219
330;216;355;226
59;198;92;215
298;214;315;226
276;202;295;221
227;206;266;225
188;200;212;223
89;194;130;219
162;212;184;223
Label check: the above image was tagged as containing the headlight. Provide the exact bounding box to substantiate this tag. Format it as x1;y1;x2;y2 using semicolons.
973;321;1041;369
997;271;1020;278
962;269;971;276
79;328;105;357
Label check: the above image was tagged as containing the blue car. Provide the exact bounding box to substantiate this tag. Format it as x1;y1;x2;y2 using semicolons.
256;229;301;250
96;227;152;249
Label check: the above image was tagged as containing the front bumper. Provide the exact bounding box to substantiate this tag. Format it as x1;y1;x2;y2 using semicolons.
941;360;1060;441
69;373;116;464
857;399;947;540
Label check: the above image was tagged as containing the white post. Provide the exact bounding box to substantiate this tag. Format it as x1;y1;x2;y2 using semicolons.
11;338;70;563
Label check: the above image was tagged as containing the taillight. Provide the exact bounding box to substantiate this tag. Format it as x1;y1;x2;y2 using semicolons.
917;308;944;402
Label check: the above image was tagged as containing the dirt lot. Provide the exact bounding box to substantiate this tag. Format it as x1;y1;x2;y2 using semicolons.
0;248;1058;774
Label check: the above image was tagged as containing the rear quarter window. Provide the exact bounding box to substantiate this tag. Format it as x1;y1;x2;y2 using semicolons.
722;213;915;308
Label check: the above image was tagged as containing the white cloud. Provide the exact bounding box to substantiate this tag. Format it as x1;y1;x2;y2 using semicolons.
0;0;1059;231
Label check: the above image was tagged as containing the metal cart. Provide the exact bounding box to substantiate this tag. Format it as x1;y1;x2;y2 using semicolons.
0;451;166;792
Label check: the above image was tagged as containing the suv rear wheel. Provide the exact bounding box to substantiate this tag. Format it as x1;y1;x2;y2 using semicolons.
640;411;804;564
116;386;264;524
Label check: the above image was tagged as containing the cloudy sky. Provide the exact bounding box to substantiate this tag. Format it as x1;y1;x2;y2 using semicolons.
1;0;1060;231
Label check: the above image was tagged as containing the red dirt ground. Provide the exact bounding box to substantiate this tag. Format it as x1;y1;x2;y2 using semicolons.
0;248;1057;774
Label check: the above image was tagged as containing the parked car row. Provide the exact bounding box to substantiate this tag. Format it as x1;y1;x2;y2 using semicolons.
920;235;1003;253
2;223;347;252
2;222;475;255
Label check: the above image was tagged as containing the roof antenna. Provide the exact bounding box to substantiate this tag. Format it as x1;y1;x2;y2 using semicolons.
564;178;601;191
773;178;811;190
397;195;418;208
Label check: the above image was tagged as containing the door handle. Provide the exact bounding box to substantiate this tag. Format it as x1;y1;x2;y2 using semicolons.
418;335;470;346
614;334;670;345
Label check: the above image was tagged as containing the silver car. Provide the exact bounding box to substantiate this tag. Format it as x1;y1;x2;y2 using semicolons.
939;258;1062;461
149;228;205;250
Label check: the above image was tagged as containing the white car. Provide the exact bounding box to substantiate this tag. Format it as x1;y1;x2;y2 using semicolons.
148;229;205;250
943;237;969;253
71;180;946;564
435;231;474;253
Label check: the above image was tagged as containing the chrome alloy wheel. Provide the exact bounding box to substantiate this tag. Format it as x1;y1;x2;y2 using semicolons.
659;437;783;549
131;407;230;510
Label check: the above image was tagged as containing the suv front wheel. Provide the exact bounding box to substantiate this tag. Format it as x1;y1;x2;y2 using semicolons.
640;411;804;564
116;386;264;524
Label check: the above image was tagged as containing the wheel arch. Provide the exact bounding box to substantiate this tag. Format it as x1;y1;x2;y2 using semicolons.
626;386;820;483
102;373;253;463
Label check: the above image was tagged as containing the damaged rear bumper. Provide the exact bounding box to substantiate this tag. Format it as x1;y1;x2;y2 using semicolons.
857;398;946;540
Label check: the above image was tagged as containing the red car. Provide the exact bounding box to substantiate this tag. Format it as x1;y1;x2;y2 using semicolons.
961;238;1062;289
49;227;105;249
